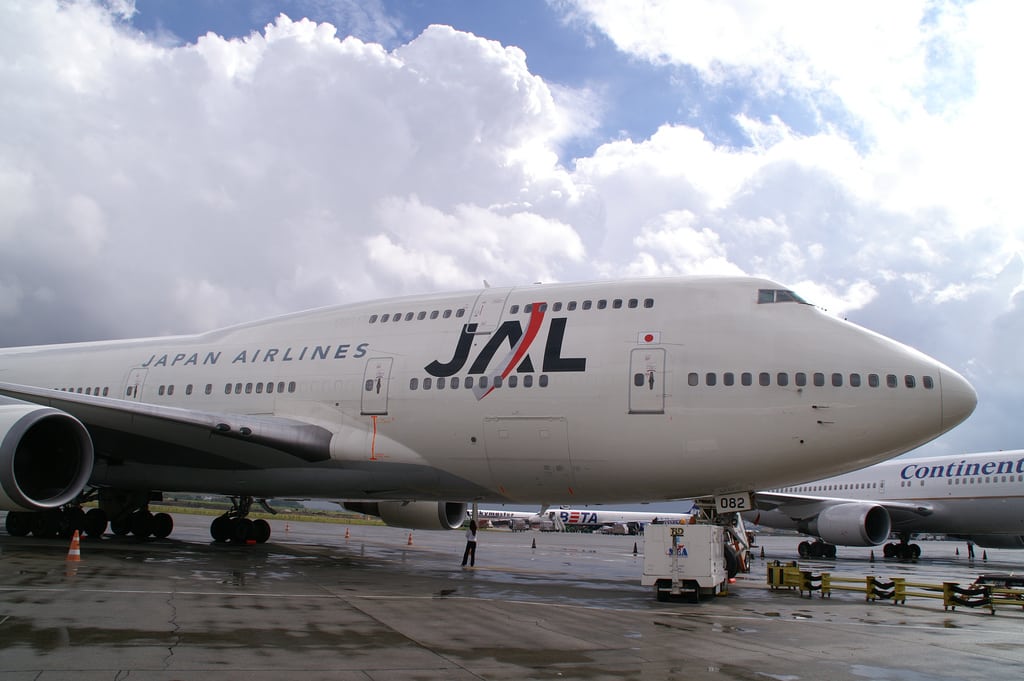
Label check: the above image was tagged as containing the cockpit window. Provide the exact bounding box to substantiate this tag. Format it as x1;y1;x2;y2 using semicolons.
758;288;810;305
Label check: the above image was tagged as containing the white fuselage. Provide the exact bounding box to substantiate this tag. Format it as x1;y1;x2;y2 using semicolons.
0;276;976;506
763;451;1024;538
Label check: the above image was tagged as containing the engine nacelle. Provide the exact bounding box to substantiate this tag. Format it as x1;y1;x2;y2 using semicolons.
343;501;467;530
0;401;94;511
802;502;891;546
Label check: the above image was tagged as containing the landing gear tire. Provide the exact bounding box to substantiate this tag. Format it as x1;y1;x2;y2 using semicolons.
152;512;174;539
129;510;154;538
5;511;32;537
110;517;131;536
84;508;108;538
211;514;232;543
231;518;254;543
252;519;271;544
798;541;811;558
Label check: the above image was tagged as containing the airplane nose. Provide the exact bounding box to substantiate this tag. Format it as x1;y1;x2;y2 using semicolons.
940;367;977;431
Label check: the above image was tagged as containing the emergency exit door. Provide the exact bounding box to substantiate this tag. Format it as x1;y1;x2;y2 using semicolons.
629;348;665;414
361;357;393;415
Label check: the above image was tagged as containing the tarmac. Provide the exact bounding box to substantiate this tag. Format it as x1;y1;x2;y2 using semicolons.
1;512;1022;680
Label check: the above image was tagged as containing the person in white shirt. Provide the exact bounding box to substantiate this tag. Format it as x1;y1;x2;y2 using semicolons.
461;519;478;567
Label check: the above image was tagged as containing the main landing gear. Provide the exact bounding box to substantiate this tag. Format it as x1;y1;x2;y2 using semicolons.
3;488;172;540
798;539;837;559
882;532;921;560
209;496;272;544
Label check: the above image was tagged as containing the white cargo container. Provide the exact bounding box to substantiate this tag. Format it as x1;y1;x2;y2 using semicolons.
642;524;729;602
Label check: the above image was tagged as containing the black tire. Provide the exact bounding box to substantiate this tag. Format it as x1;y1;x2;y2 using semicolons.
724;544;740;578
111;517;131;536
655;580;670;602
84;508;108;538
824;544;837;559
129;510;154;538
252;518;271;544
30;511;61;538
152;512;173;539
210;515;231;542
231;518;254;543
909;544;921;559
5;511;32;537
798;541;810;558
883;543;896;558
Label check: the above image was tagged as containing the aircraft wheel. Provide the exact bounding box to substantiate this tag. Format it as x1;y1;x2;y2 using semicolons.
882;543;896;559
84;508;108;538
231;518;254;543
210;515;231;542
5;511;32;537
808;542;823;558
30;511;61;538
823;544;837;559
61;508;86;538
798;541;811;558
252;518;271;544
111;517;131;536
152;512;174;539
129;510;154;537
909;544;921;559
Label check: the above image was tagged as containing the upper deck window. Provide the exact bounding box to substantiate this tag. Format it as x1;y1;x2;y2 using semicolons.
758;289;810;305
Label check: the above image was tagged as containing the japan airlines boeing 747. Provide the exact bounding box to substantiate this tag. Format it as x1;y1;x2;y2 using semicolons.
0;276;976;544
744;450;1024;559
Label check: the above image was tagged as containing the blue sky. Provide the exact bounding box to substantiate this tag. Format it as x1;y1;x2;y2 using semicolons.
1;1;1022;475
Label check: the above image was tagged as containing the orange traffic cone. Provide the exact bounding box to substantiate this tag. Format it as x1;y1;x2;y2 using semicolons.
344;527;350;539
407;532;413;546
66;530;81;562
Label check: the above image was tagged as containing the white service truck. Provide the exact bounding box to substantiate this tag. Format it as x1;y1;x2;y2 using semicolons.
642;523;729;602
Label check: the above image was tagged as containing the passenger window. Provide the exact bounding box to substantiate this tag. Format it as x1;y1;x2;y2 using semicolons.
887;374;898;388
635;373;646;387
158;385;165;396
256;383;263;394
831;373;842;387
723;372;735;386
628;299;638;308
369;314;378;323
381;314;390;323
479;376;488;389
393;313;401;322
568;301;577;311
437;378;445;390
539;375;549;387
613;299;622;309
525;304;532;313
417;311;426;320
869;373;880;387
813;372;825;387
494;376;503;388
759;372;770;387
795;372;807;387
245;383;253;394
224;383;232;395
365;379;374;392
186;384;194;395
424;377;432;389
905;375;916;388
597;299;607;309
508;375;518;388
235;383;242;394
644;298;654;308
266;382;274;393
443;310;452;319
404;312;413;321
102;387;109;397
288;381;296;393
456;309;465;318
850;373;861;387
582;300;592;310
86;387;92;395
430;310;439;319
553;302;563;311
741;372;752;386
688;372;699;387
466;376;474;389
706;372;716;386
523;375;533;388
510;305;520;314
923;376;934;389
777;372;788;387
410;378;418;390
278;382;285;393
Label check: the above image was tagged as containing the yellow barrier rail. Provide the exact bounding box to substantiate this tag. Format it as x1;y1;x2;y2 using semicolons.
765;561;1024;615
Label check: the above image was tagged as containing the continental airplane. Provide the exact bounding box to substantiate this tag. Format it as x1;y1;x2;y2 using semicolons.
0;276;977;545
744;450;1024;559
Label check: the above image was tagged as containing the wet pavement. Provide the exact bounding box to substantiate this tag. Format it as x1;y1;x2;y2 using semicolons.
1;513;1022;680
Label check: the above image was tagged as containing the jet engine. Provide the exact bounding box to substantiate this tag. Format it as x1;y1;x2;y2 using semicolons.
801;502;891;546
343;501;467;530
0;401;94;511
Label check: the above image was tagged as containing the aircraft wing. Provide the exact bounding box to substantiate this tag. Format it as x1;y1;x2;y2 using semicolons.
751;491;934;525
0;382;334;470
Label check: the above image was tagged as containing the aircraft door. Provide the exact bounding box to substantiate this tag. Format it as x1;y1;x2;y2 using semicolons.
468;288;512;334
484;416;574;498
629;348;665;414
124;368;148;401
361;357;393;415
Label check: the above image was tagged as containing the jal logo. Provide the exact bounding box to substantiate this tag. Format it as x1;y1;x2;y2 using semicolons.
425;302;586;397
